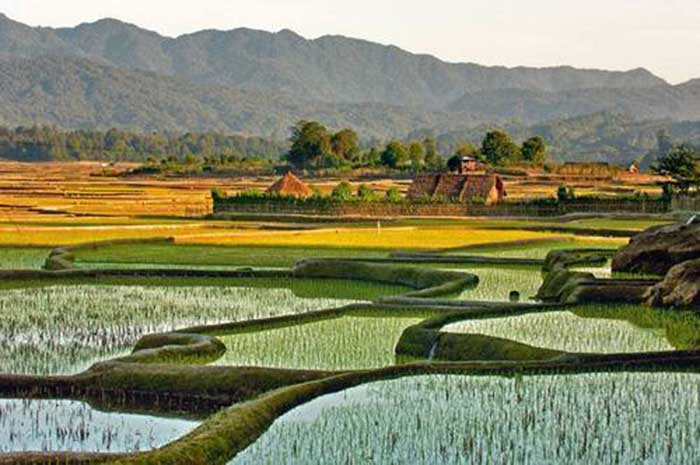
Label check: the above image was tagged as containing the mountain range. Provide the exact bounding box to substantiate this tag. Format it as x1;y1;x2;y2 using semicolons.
1;13;700;163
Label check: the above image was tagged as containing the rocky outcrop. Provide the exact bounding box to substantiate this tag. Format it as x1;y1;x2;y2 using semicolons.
612;222;700;275
645;259;700;307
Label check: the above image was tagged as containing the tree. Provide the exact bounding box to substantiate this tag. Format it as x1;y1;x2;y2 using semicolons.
447;155;462;173
287;121;332;169
365;147;381;166
521;136;547;165
408;141;425;171
357;184;378;202
652;144;699;193
481;130;521;166
657;130;674;159
385;187;402;202
381;141;408;168
423;137;440;168
331;181;354;201
331;129;360;162
557;185;576;202
454;143;477;158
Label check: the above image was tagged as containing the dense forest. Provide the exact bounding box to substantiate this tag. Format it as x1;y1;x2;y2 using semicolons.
0;126;287;162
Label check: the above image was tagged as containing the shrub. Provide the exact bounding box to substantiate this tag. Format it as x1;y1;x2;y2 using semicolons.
385;188;402;203
557;185;576;202
357;184;378;202
331;182;354;201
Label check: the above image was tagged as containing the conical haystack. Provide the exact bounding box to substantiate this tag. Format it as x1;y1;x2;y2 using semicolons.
266;172;314;198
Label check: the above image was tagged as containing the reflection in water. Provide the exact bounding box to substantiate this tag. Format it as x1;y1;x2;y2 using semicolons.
0;399;200;453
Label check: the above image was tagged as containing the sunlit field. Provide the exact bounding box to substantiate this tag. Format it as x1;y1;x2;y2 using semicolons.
0;161;687;464
174;227;568;249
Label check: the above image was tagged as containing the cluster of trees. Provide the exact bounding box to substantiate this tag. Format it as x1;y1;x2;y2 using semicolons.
287;121;547;171
444;131;547;170
652;130;700;193
286;121;443;170
0;126;287;163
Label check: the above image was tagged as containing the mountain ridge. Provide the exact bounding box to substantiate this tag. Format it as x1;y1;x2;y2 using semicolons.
0;14;671;109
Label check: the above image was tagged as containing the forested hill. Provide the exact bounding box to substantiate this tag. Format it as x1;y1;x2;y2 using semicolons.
1;14;700;165
0;13;667;109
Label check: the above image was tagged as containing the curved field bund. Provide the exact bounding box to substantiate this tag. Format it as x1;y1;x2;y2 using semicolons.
1;237;698;465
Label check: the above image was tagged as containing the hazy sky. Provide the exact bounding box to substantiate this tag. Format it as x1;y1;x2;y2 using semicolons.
3;0;700;84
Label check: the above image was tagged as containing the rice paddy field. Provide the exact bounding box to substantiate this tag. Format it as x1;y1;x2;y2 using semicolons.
443;309;674;353
0;283;362;375
231;372;700;465
452;265;544;302
0;161;693;463
214;311;437;371
0;399;199;454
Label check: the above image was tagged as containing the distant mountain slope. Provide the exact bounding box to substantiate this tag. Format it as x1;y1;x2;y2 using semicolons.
419;113;700;166
0;55;485;139
1;13;700;160
0;13;668;109
447;83;700;122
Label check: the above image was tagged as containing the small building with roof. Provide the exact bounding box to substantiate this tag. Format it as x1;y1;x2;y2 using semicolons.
459;156;487;174
266;172;314;198
408;173;506;205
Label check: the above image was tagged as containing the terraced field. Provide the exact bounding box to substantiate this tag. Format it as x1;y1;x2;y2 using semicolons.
0;213;696;465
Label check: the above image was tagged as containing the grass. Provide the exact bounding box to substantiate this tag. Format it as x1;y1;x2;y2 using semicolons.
0;247;50;269
214;311;437;371
231;373;700;465
563;218;672;231
443;310;674;353
73;244;391;268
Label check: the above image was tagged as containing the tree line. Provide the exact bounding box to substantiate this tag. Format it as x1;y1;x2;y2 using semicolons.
287;121;547;171
0;126;287;163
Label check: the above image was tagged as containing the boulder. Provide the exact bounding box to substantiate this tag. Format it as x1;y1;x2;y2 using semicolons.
612;222;700;275
645;258;700;307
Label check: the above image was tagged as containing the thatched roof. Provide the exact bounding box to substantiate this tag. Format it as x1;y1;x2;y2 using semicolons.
408;173;506;204
266;172;314;197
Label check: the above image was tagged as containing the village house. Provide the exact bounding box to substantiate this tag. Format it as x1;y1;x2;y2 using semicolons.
407;173;507;205
460;156;487;173
266;172;314;198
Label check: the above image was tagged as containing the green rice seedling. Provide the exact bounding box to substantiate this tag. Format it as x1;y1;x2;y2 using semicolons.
443;310;673;353
0;285;356;375
232;372;700;465
72;243;390;269
462;240;621;260
452;266;544;302
0;398;199;453
572;304;700;350
214;312;436;371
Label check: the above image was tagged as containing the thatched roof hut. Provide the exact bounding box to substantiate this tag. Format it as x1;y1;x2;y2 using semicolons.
408;173;506;205
266;172;314;198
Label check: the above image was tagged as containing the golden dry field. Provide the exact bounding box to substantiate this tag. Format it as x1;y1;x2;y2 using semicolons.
0;161;660;249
